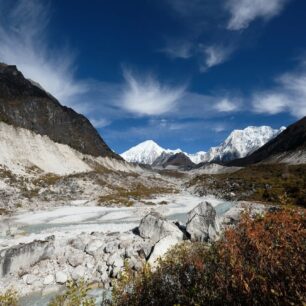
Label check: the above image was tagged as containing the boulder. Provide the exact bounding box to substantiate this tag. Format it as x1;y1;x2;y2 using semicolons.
139;211;183;244
67;249;85;267
148;236;181;266
85;239;104;256
186;202;220;242
0;236;55;277
43;275;54;285
55;271;68;284
107;253;124;268
71;265;86;280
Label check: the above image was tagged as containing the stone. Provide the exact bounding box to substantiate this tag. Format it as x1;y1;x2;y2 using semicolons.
107;253;124;268
138;211;183;244
148;236;181;266
85;239;104;256
186;202;220;242
0;236;55;277
43;275;54;285
97;263;108;275
55;271;68;284
104;242;118;254
25;274;37;285
67;249;85;267
71;265;86;280
100;271;109;283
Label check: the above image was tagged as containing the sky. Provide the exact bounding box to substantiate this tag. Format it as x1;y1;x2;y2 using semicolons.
0;0;306;153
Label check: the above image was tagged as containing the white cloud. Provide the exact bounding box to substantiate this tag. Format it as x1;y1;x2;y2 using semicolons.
160;41;193;59
120;69;186;116
0;0;88;105
201;45;231;71
226;0;290;30
215;98;239;112
89;118;111;128
252;65;306;117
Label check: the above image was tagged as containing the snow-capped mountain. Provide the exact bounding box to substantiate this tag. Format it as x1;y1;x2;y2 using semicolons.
121;126;286;165
120;140;181;165
202;126;286;163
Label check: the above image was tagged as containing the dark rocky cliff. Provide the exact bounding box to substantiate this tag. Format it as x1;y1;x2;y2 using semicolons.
0;63;120;159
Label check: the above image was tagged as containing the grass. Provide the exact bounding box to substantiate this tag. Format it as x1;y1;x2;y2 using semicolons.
98;184;176;206
188;163;306;207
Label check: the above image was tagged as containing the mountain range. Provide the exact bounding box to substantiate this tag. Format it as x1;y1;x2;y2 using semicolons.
121;126;285;166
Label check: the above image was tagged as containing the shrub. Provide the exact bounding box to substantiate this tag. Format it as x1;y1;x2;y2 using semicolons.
113;208;306;306
0;290;18;306
48;280;95;306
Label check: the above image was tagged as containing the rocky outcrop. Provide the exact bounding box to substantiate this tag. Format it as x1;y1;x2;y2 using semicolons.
0;63;119;159
186;202;220;242
0;236;54;277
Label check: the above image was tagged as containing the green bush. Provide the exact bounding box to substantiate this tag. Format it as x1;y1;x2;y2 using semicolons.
0;290;18;306
113;208;306;306
48;280;95;306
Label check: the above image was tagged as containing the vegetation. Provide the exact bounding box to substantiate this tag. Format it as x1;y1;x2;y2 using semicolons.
48;280;95;306
188;164;306;207
98;183;176;206
0;290;18;306
113;208;306;306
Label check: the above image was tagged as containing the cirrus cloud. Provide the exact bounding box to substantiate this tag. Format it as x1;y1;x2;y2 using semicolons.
120;69;186;116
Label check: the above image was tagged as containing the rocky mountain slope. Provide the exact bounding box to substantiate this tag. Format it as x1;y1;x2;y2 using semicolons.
228;117;306;166
0;63;119;159
153;152;195;170
121;126;285;165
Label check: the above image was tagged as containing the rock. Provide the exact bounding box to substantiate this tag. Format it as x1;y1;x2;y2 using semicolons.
104;241;118;254
107;253;124;268
55;271;68;284
111;267;121;278
71;265;86;280
85;239;104;256
138;241;153;259
186;202;220;242
25;274;37;285
67;249;85;267
97;263;108;275
139;212;183;244
148;236;181;266
43;275;54;285
0;236;55;277
100;271;109;283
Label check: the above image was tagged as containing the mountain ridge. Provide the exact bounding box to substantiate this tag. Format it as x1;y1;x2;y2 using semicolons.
121;126;285;165
0;63;120;160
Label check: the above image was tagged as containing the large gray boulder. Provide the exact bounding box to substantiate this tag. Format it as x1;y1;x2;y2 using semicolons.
186;202;220;242
0;236;55;277
139;211;183;244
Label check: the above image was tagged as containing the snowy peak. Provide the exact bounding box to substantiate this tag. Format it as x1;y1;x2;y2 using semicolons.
121;125;285;166
208;126;286;163
121;140;182;165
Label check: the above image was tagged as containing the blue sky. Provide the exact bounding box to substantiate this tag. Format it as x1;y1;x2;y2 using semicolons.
0;0;306;153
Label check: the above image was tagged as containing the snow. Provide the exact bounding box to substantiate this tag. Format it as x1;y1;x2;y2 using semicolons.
121;140;181;165
121;126;286;165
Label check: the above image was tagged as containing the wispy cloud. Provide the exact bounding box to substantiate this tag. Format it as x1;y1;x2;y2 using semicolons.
226;0;290;30
214;98;239;112
159;40;193;59
200;45;232;71
120;69;186;116
0;0;88;106
252;61;306;117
